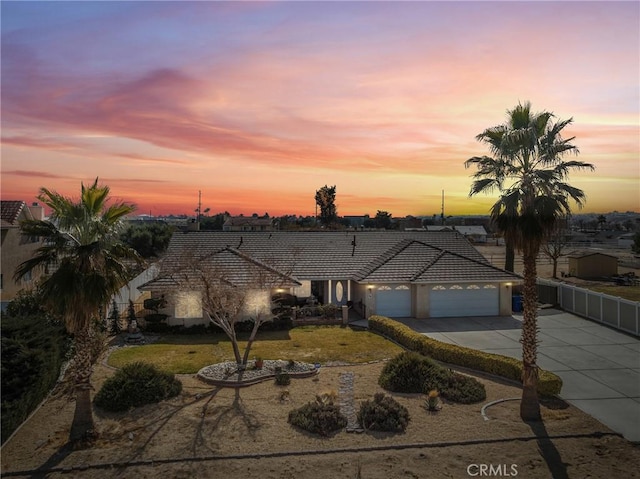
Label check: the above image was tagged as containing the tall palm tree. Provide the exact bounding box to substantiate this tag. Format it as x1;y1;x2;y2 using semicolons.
465;102;594;421
14;178;141;445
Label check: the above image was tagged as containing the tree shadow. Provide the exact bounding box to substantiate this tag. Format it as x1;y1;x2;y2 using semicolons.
526;419;569;479
28;442;74;479
192;387;262;456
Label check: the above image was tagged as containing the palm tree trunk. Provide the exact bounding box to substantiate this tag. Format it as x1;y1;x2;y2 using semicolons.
505;243;515;272
520;250;541;421
69;329;97;446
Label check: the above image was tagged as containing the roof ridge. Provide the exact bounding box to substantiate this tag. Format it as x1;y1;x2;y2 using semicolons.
353;238;413;280
224;246;301;286
430;248;522;278
410;249;446;281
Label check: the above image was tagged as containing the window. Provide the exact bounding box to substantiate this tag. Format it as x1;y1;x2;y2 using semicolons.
432;285;446;291
395;285;410;290
450;285;463;290
467;285;480;289
483;284;497;289
174;291;202;319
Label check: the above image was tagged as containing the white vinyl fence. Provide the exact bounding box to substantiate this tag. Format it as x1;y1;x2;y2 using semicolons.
537;278;639;337
108;264;159;315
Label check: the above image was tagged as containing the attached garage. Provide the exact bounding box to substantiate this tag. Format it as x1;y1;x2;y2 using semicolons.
430;284;499;318
376;284;411;317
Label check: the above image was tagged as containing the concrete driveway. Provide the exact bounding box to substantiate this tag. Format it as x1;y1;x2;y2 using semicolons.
391;308;640;443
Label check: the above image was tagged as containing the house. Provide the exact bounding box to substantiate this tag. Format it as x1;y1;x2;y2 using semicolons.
1;201;45;310
567;252;618;279
454;225;488;243
396;216;424;230
141;231;521;326
426;225;454;232
222;215;275;232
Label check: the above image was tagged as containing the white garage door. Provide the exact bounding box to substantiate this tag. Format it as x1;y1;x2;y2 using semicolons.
430;284;499;318
376;285;412;317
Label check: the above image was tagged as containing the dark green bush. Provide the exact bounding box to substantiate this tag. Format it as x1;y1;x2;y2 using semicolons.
433;372;486;404
94;362;182;412
379;351;486;404
288;401;347;436
358;393;410;432
275;372;291;386
378;351;439;393
1;314;69;444
369;315;562;397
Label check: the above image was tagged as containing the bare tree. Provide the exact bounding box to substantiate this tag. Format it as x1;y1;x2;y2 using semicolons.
167;247;299;367
541;217;573;279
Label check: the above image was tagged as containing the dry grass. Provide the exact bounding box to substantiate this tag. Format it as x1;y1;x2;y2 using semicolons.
107;326;404;374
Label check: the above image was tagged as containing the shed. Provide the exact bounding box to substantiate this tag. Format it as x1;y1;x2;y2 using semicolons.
567;252;618;279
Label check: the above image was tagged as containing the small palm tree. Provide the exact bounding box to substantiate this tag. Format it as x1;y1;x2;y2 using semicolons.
15;178;141;446
465;102;594;421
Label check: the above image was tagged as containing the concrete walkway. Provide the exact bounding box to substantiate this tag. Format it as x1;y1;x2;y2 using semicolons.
361;308;640;443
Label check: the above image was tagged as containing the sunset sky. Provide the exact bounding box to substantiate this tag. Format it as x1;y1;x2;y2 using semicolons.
2;1;638;218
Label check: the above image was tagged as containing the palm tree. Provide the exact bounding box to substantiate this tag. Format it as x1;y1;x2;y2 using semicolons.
14;178;141;446
465;102;594;421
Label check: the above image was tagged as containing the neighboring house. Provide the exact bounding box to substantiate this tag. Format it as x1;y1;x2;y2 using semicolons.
222;216;275;232
567;252;618;279
396;216;424;231
454;225;488;243
343;215;369;228
141;231;521;326
426;225;454;232
1;201;45;310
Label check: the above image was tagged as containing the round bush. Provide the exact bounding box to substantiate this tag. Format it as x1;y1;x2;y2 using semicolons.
378;351;439;393
379;351;486;404
275;372;291;386
288;402;347;437
94;362;182;412
432;372;486;404
358;393;410;432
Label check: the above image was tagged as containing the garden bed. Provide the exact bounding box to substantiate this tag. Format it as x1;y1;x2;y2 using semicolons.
197;359;318;387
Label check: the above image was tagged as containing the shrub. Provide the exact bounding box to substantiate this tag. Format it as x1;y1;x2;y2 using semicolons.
288;394;347;436
275;372;291;386
369;315;562;397
1;314;69;444
358;393;410;432
425;369;486;404
378;351;439;393
108;300;121;335
379;351;486;403
94;362;182;412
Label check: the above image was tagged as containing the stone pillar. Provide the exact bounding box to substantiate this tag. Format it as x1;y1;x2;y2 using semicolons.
342;305;349;325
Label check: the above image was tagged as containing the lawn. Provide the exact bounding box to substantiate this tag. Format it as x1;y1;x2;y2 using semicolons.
107;325;404;374
588;284;640;302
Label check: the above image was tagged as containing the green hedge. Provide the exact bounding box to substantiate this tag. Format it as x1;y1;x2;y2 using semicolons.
1;315;70;444
368;316;562;397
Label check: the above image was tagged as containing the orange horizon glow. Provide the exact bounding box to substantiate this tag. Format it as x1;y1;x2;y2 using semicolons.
2;2;639;217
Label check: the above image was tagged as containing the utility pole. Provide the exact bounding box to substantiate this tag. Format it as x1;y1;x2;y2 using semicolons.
197;190;202;230
440;189;445;225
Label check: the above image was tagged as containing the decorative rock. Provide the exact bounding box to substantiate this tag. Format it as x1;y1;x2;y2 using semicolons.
339;371;363;433
197;359;318;387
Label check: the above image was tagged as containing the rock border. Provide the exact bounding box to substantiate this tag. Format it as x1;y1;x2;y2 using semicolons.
197;359;319;387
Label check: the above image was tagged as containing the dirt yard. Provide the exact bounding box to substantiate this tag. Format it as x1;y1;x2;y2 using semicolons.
2;360;639;479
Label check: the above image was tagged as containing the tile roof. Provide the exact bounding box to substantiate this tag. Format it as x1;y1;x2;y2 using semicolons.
148;231;520;288
143;246;301;292
1;200;26;228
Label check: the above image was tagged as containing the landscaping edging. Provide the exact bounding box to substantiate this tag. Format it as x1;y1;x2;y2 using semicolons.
197;360;319;387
